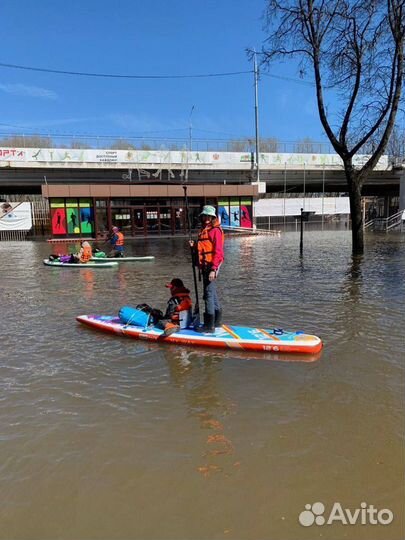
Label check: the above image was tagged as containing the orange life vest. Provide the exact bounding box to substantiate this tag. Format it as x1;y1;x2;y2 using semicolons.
80;245;92;263
115;232;124;246
163;288;192;328
197;219;224;267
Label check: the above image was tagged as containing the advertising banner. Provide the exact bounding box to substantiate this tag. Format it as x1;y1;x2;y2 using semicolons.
218;199;230;226
0;202;32;231
51;208;67;235
240;200;253;228
0;147;389;169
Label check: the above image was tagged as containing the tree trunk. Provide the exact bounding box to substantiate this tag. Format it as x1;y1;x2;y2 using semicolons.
347;173;364;255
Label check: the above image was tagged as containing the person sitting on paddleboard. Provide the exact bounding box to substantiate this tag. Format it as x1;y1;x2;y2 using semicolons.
108;226;125;258
190;205;224;334
70;240;93;264
157;278;193;337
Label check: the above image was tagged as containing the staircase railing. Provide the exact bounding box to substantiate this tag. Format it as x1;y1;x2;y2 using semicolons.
366;210;404;232
386;210;404;231
364;219;375;230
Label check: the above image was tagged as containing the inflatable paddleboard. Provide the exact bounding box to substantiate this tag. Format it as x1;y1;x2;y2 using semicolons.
90;256;155;262
43;259;118;268
76;315;323;354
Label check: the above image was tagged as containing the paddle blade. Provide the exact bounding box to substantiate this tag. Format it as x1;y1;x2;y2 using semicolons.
192;304;200;327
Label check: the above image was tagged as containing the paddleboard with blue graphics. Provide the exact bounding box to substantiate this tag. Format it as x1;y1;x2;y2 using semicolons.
76;314;322;355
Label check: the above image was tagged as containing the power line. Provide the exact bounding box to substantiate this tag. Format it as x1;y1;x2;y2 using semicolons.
0;59;324;88
0;122;253;140
0;122;190;135
192;127;251;138
0;127;216;139
0;62;252;79
261;72;316;87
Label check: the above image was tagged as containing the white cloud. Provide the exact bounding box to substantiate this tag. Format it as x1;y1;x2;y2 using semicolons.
0;83;57;100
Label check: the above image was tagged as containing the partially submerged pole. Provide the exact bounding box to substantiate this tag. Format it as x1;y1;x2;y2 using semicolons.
300;208;304;256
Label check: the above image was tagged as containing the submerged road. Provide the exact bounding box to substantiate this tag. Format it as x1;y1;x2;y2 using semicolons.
0;232;404;540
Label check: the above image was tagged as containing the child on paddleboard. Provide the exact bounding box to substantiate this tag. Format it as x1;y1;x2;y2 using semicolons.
157;278;193;337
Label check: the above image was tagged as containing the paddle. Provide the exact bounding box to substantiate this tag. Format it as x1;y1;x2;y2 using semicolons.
94;231;118;258
183;185;200;327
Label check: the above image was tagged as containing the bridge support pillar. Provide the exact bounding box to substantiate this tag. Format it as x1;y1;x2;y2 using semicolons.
399;171;405;211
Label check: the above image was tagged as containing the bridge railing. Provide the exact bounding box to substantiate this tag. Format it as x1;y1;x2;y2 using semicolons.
0;132;335;154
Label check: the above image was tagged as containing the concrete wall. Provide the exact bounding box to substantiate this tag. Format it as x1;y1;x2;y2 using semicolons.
254;197;350;217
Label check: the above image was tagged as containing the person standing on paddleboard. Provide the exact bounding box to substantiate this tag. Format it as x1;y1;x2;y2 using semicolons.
190;205;224;334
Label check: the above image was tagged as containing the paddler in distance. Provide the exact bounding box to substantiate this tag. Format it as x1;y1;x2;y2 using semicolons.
189;205;224;334
108;226;125;258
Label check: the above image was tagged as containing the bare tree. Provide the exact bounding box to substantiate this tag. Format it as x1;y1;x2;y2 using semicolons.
109;138;137;150
229;139;251;152
0;134;53;147
260;137;280;152
262;0;405;253
294;137;318;153
386;123;405;164
70;139;92;149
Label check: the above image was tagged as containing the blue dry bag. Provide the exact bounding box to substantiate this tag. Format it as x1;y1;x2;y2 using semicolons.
119;306;151;328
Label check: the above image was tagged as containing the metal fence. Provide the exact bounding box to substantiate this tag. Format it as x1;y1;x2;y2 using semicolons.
0;230;30;241
256;214;351;232
0;132;335;154
31;198;51;236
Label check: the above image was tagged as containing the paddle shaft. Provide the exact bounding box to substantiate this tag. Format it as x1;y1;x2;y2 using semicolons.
183;186;200;312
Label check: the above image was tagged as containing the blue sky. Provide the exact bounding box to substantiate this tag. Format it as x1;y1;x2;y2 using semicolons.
0;0;325;147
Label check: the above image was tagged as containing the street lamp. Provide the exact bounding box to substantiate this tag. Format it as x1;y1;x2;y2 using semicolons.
253;49;260;185
189;105;195;152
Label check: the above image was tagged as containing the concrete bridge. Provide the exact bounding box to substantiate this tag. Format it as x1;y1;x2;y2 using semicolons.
0;147;403;237
0;147;401;199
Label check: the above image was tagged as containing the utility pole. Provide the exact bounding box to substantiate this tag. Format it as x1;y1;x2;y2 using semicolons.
253;50;260;184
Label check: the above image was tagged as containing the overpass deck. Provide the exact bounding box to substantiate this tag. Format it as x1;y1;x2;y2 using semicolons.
0;147;401;196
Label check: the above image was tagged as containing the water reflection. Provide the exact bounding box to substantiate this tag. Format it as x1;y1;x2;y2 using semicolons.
80;269;96;300
164;349;238;478
342;254;363;303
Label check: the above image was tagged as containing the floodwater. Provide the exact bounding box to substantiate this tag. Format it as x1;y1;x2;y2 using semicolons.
0;232;404;540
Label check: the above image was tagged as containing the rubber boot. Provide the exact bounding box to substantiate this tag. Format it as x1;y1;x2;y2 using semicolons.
194;312;208;332
195;313;215;334
214;309;222;327
162;321;180;337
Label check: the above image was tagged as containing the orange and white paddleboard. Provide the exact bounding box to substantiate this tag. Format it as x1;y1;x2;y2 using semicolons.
76;315;323;355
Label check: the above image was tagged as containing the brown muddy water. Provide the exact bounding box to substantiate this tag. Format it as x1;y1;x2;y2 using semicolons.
0;232;404;540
